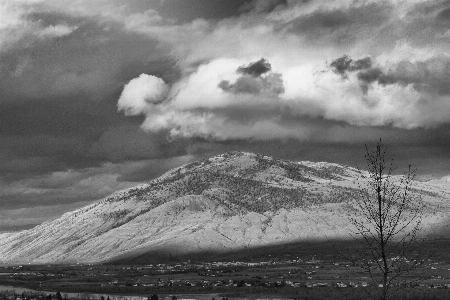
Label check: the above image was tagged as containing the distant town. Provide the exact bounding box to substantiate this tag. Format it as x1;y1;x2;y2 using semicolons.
2;254;450;300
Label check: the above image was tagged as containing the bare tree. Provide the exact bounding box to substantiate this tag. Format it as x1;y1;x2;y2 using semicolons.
348;140;423;300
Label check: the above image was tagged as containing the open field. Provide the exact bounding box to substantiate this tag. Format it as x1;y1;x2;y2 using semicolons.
1;239;450;299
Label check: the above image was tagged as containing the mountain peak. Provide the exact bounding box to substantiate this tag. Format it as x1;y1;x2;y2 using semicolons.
0;152;448;264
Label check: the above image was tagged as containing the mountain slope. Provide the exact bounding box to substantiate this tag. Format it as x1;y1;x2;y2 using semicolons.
0;151;449;264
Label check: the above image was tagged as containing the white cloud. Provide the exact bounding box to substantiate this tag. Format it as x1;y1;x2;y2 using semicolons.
117;74;170;116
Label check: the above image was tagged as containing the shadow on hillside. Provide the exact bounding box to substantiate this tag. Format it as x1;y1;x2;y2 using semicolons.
107;236;450;265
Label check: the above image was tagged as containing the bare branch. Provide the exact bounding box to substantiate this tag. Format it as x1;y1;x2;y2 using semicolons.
345;140;423;300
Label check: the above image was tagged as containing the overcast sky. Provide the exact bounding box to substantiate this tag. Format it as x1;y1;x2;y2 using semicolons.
1;0;450;232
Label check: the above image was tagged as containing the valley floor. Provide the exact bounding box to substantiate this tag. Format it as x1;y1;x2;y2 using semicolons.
2;245;450;300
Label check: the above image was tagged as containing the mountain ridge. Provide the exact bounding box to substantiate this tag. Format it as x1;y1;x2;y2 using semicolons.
0;151;449;265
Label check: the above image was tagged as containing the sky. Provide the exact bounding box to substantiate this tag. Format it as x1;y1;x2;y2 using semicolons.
1;0;450;232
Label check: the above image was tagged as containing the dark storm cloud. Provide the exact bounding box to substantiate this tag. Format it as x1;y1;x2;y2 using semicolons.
329;56;390;93
237;58;272;77
219;73;284;95
330;55;352;76
330;55;450;96
218;58;284;95
330;55;373;77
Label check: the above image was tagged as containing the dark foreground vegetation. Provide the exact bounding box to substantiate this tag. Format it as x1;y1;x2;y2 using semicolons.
2;286;450;300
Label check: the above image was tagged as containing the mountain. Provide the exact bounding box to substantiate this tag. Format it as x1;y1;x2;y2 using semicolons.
1;151;449;264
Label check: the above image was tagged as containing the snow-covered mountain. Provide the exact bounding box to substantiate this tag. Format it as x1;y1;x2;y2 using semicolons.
1;151;449;264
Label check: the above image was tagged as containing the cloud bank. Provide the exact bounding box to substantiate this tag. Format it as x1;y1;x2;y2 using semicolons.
117;0;450;139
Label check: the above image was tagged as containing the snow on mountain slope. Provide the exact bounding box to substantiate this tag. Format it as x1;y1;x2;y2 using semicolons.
0;151;449;264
